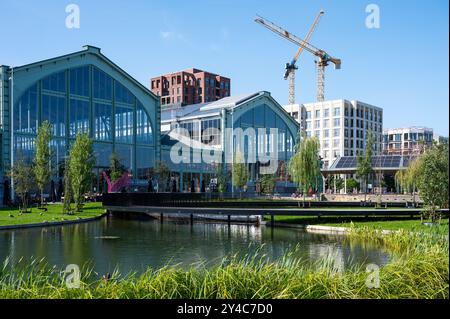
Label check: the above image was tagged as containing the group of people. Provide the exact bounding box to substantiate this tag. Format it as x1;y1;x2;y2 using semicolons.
146;177;207;193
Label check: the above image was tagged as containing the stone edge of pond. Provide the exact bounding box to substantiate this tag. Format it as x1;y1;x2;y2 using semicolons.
262;221;395;235
0;212;108;231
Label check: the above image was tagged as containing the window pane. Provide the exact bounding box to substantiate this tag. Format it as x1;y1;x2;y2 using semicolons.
70;66;90;97
14;84;38;134
115;81;135;104
69;99;90;137
93;143;113;167
42;71;66;93
136;103;153;144
14;135;35;162
136;146;154;179
93;67;112;100
115;144;133;171
42;94;66;137
115;106;134;143
94;102;112;141
50;139;66;179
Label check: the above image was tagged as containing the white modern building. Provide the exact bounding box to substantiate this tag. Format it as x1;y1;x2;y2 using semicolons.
283;100;383;168
382;127;434;155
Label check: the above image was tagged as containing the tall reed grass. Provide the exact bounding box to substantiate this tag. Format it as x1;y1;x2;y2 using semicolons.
0;229;448;299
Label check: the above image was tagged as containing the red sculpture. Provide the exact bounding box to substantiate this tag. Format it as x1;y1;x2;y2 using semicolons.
102;171;131;193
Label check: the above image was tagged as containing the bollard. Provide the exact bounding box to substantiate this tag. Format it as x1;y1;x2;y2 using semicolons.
227;215;231;226
160;213;163;223
190;213;194;224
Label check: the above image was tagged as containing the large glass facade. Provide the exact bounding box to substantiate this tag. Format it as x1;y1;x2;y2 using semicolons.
13;65;156;184
233;104;295;180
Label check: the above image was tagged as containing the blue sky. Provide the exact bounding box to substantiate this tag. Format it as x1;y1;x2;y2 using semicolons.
0;0;448;135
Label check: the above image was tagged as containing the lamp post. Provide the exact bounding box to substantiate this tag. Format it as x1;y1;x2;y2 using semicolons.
9;68;14;200
230;107;234;199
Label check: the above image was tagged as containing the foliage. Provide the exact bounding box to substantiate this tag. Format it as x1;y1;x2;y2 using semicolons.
9;156;35;213
0;228;447;299
68;133;95;212
34;121;52;206
260;174;277;194
154;161;171;192
417;144;448;222
232;152;248;198
395;159;421;195
356;131;374;201
289;135;321;200
63;157;73;214
328;175;344;192
109;152;126;182
345;178;359;193
214;163;228;197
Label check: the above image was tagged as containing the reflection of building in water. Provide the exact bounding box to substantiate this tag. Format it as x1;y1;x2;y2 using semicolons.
308;244;344;273
204;223;262;242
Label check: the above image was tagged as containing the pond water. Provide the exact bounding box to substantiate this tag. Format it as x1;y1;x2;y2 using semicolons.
0;216;391;275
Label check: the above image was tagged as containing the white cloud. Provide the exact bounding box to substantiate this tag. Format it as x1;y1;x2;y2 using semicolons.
160;31;174;39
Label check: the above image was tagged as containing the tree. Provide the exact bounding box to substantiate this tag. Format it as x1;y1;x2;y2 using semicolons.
154;161;170;192
289;135;321;205
69;133;95;212
63;157;73;214
395;158;421;204
109;152;126;182
232;152;248;199
214;162;227;200
415;143;449;222
356;131;374;203
260;174;277;195
34;121;52;206
345;178;359;193
9;156;35;213
328;175;344;193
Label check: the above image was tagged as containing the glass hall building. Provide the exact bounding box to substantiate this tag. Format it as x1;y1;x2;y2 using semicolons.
0;46;160;200
160;92;300;192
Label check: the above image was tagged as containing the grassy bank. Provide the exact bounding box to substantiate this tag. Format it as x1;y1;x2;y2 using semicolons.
0;202;105;227
269;215;449;233
0;227;448;299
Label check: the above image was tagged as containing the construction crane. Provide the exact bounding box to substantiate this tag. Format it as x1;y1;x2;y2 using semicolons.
255;12;341;103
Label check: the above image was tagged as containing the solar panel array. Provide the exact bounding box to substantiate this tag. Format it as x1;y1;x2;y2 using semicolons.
333;155;411;170
335;157;357;169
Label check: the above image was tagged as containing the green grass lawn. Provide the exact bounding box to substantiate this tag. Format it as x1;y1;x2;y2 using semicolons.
0;202;105;227
268;215;449;233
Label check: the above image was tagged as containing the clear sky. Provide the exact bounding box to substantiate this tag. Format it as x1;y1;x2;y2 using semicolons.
1;0;448;135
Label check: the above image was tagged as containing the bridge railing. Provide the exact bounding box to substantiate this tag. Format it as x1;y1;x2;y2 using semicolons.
101;192;427;209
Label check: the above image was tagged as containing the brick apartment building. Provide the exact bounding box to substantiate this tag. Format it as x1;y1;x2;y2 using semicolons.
150;68;230;108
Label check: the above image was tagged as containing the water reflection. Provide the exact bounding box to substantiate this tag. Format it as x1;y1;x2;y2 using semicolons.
0;216;391;275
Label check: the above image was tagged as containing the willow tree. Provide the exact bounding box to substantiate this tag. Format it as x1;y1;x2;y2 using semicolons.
289;135;321;206
69;133;95;212
34;121;52;206
395;158;421;205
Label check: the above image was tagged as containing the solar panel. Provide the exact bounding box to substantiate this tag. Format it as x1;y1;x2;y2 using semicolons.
329;155;410;171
